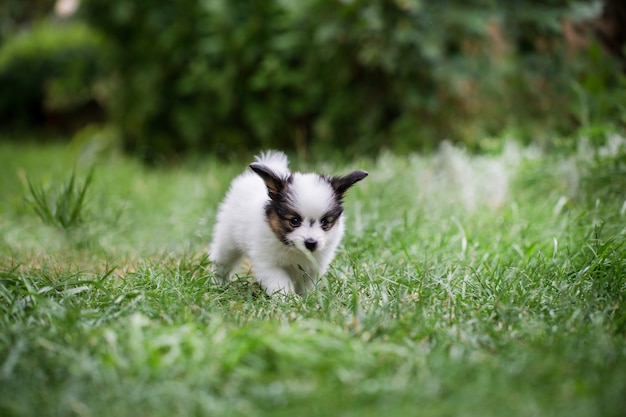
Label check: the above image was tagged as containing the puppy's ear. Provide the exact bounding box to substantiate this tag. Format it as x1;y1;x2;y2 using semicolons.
330;170;368;196
250;163;287;200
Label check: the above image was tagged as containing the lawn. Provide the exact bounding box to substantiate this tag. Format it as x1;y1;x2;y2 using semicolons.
1;138;625;417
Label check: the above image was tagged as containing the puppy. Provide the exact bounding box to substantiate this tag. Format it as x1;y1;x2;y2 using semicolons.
209;151;367;296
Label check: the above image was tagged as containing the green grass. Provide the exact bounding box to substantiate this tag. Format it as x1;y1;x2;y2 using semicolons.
26;168;93;232
1;139;625;417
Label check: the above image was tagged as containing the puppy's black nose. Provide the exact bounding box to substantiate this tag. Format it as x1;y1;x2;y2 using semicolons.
304;238;317;252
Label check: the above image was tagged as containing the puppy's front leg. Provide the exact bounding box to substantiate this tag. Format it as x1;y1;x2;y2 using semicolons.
254;266;295;296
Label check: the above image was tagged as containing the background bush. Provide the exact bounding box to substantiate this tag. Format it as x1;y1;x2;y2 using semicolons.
0;0;56;43
0;21;107;131
1;1;622;160
80;0;437;159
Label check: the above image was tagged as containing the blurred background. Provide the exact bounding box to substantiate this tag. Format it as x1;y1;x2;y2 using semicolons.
0;0;624;162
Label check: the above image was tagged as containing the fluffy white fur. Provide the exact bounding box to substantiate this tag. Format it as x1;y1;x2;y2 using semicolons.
209;151;367;295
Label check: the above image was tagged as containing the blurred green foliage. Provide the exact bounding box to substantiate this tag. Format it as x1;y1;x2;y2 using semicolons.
0;0;56;42
0;21;108;130
81;0;621;160
80;0;441;158
0;0;623;159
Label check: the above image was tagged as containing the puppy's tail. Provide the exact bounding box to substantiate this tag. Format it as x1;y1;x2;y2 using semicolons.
254;150;290;176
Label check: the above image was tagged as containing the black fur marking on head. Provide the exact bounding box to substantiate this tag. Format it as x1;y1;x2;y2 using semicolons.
250;162;293;201
328;170;368;201
252;165;301;247
266;205;294;246
264;191;301;246
320;205;343;231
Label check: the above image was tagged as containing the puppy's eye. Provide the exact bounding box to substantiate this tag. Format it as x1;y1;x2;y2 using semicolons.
289;217;302;228
320;217;333;230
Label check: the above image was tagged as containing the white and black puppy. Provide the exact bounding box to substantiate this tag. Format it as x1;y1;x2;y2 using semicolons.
209;150;367;296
